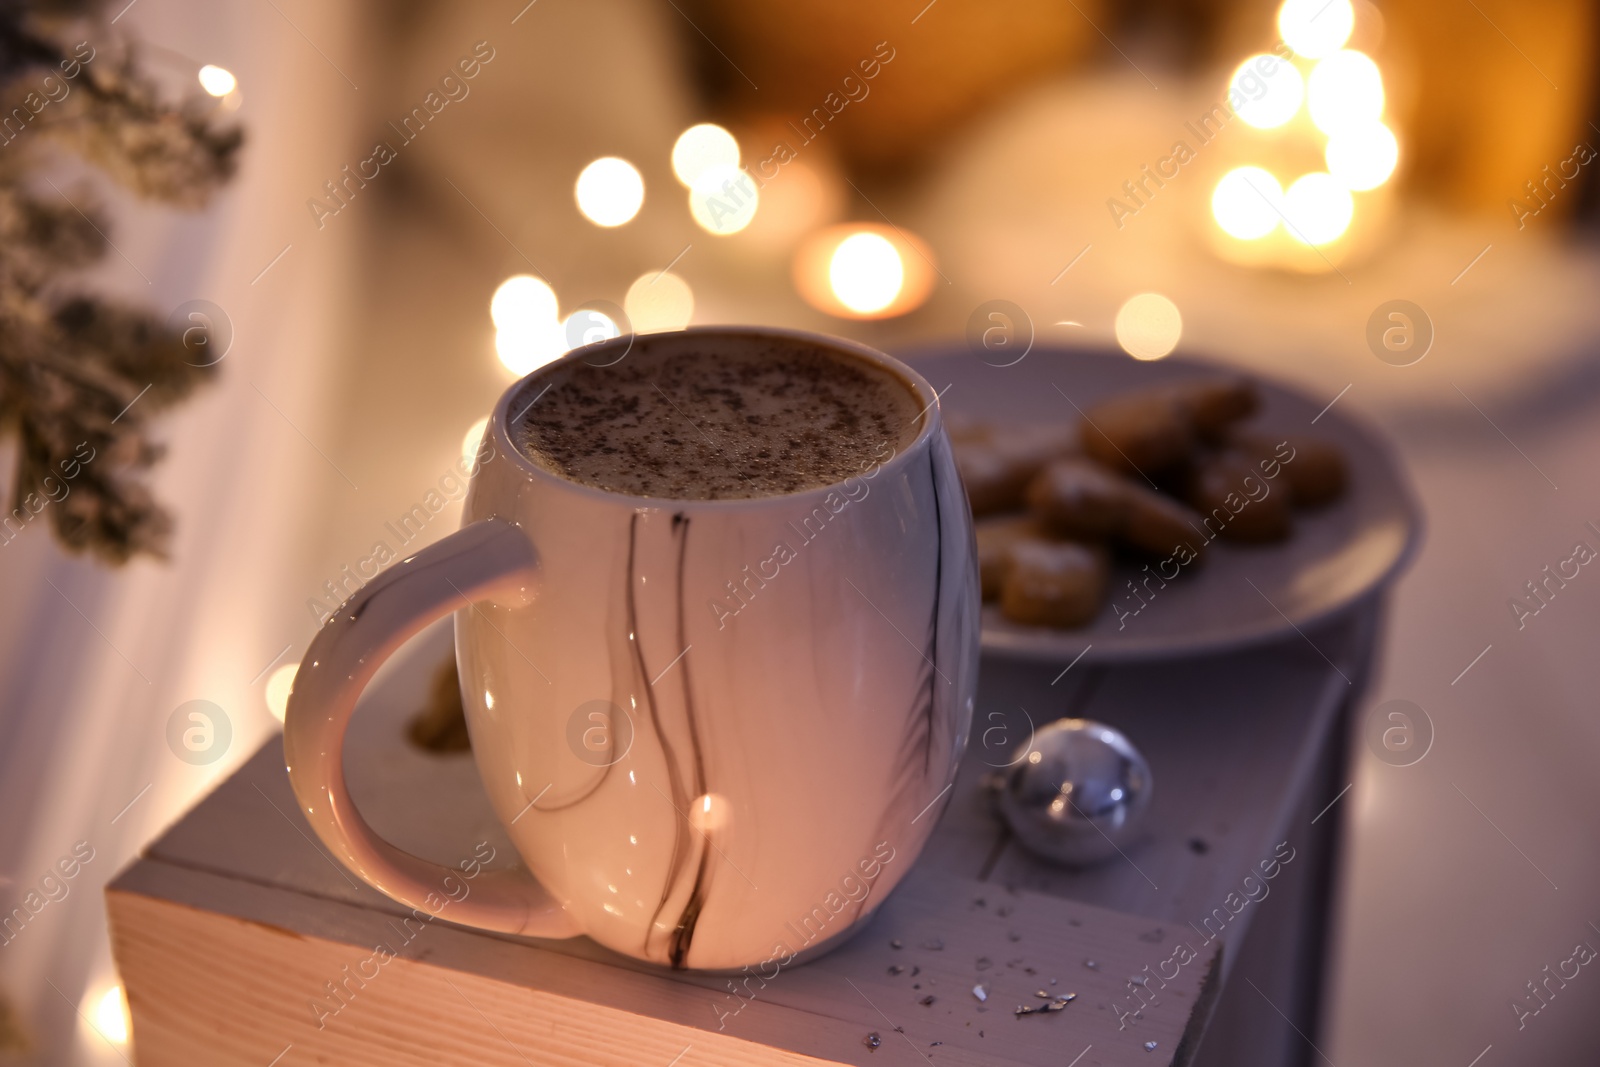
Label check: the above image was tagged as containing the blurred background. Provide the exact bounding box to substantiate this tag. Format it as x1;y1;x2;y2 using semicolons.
1;0;1598;1061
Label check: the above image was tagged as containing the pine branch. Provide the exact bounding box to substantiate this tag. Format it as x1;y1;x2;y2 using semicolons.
46;50;244;206
0;3;242;563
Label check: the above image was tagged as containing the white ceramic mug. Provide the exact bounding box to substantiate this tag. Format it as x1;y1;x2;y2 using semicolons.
284;326;978;971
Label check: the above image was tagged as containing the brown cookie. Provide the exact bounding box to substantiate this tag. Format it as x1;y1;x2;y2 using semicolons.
1028;458;1205;561
955;442;1034;515
1230;432;1348;509
954;422;1080;516
1186;452;1292;543
1025;458;1130;539
975;515;1048;600
1079;378;1260;474
1079;390;1192;476
999;540;1109;629
1121;484;1211;558
1279;436;1347;508
1176;379;1259;441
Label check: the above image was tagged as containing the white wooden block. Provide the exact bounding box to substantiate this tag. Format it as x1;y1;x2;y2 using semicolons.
108;619;1357;1065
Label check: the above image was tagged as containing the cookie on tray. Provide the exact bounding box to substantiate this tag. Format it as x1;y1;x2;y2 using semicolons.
1027;458;1205;560
1079;378;1259;476
975;515;1050;600
999;540;1110;629
954;422;1079;516
1228;431;1348;509
1186;453;1293;544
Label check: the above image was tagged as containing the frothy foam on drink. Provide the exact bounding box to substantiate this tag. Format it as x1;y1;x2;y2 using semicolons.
512;336;924;499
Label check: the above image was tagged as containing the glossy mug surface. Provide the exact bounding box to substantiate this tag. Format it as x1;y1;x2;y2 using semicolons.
284;327;979;971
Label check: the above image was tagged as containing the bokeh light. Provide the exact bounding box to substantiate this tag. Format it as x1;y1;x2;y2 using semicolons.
1277;0;1354;60
490;274;564;375
563;309;621;347
265;663;298;723
197;64;237;97
1282;173;1354;245
575;157;644;227
1325;122;1399;190
1231;56;1304;129
496;324;565;376
1307;51;1385;135
88;985;129;1045
625;271;695;332
688;164;759;234
490;275;558;333
793;224;935;320
828;232;904;314
671;124;740;187
1114;293;1183;361
1212;167;1283;240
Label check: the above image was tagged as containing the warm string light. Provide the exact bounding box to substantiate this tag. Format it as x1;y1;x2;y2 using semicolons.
564;309;621;348
689;164;759;235
792;224;935;320
499;123;723;379
1277;0;1355;60
1326;123;1398;191
87;984;130;1045
829;232;904;314
1114;294;1183;361
491;274;558;331
197;64;236;97
491;274;563;375
1307;50;1384;135
575;158;644;227
494;324;564;375
573;126;762;237
483;267;698;377
549;118;927;361
1212;167;1284;240
1283;173;1354;245
671;124;740;187
625;271;694;332
1231;57;1303;129
1211;0;1396;252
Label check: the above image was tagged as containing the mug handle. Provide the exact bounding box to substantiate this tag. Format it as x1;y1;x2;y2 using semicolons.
283;518;580;939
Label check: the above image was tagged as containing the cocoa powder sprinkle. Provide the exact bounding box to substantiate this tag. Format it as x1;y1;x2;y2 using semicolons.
512;339;923;499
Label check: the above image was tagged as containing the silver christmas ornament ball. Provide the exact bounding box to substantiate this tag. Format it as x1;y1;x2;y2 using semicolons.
996;718;1152;867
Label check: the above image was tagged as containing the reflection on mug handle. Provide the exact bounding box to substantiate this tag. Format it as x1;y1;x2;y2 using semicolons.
283;518;580;938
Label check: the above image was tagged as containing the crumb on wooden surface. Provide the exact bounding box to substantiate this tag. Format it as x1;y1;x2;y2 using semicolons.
406;657;471;753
